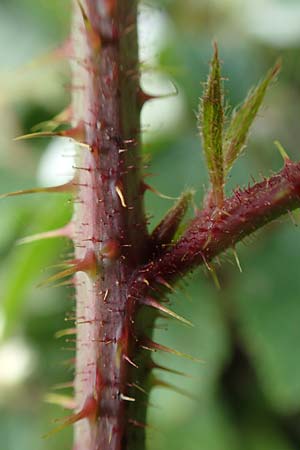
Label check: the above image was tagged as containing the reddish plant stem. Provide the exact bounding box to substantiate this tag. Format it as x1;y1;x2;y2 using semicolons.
129;160;300;300
72;1;150;450
70;1;300;449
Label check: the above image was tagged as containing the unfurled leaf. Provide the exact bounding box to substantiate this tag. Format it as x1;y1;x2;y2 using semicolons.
224;60;281;174
199;43;224;206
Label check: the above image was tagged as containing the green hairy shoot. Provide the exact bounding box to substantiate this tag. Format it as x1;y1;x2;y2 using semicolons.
198;43;281;207
199;43;224;206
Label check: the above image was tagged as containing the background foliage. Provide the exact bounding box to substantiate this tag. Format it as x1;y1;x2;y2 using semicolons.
1;1;300;449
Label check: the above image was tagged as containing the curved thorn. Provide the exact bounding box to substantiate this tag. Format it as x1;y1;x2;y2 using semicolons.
143;183;178;200
44;393;76;410
76;0;101;50
120;393;136;402
141;337;203;362
274;140;290;163
150;361;194;378
42;394;97;439
17;223;73;245
55;328;77;339
14;123;86;145
232;247;242;273
31;106;73;133
115;184;127;207
138;80;178;107
141;297;194;327
38;266;78;288
52;381;74;390
0;181;74;200
152;378;198;401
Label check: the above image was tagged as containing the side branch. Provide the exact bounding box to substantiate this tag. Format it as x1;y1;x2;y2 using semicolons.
131;160;300;291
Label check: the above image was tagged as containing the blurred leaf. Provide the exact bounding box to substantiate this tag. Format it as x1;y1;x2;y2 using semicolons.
231;225;300;414
1;195;71;338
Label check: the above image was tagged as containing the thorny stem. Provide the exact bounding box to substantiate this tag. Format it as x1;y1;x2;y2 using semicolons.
0;0;299;447
72;1;150;450
130;160;300;295
69;2;300;450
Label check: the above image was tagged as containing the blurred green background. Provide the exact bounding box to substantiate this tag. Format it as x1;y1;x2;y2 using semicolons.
1;0;300;449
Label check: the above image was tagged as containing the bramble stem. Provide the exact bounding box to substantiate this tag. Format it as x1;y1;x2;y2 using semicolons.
70;2;300;449
130;160;300;294
72;1;149;449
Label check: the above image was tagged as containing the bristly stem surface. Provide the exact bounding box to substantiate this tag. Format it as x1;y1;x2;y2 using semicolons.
2;1;300;449
72;1;150;449
70;2;300;450
130;160;300;294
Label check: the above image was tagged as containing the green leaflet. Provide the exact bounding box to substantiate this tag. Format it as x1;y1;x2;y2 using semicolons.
199;43;224;206
199;46;281;206
224;60;281;175
151;189;194;248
